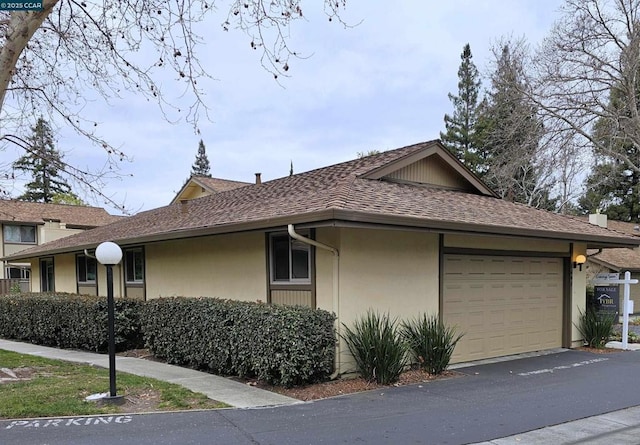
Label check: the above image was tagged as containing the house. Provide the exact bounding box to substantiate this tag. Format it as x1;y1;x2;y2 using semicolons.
585;214;640;315
170;175;251;204
5;140;639;372
0;200;121;286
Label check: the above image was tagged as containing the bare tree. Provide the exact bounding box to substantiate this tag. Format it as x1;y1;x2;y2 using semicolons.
532;0;640;174
0;1;347;212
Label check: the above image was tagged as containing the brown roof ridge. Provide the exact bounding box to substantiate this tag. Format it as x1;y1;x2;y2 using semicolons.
563;214;638;238
0;198;115;211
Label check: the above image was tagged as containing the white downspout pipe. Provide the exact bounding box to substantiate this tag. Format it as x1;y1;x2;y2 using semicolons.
287;224;341;378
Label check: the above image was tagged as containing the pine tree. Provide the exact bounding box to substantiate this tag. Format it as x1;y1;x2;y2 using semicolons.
191;139;211;177
475;44;552;208
13;118;76;203
578;81;640;221
440;44;482;173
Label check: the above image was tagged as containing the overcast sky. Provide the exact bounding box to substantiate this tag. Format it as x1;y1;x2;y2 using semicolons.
4;0;565;215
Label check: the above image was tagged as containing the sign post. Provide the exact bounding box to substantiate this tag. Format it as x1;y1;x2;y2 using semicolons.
593;271;638;349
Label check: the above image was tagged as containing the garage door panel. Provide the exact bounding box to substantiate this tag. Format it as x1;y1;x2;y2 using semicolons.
443;255;563;363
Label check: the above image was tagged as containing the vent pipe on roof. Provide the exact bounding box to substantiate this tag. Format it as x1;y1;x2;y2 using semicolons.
255;173;262;185
588;213;607;228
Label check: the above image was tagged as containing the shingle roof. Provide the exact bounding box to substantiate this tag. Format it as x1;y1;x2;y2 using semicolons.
587;220;640;270
194;176;251;192
7;141;640;259
0;200;121;228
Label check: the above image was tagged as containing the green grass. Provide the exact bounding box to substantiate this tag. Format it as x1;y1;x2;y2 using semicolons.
0;350;228;419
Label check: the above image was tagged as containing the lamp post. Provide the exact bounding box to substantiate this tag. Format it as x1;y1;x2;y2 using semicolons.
95;241;124;405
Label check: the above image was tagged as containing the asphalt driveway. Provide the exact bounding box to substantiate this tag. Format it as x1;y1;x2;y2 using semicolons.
3;349;640;445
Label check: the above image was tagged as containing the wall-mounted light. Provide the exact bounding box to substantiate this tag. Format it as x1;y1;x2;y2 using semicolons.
573;254;586;271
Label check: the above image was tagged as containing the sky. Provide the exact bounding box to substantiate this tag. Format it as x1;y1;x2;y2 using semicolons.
3;0;565;215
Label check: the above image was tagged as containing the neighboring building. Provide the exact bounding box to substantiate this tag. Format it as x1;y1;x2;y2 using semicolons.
0;200;121;285
585;214;640;315
170;175;251;204
6;141;639;372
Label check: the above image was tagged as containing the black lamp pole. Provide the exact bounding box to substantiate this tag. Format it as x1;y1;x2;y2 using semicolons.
106;263;117;398
96;241;124;405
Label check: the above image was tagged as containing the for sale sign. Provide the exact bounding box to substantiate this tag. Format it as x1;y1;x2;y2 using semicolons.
594;285;619;316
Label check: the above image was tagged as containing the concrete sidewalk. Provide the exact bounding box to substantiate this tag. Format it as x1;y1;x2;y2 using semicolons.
472;406;640;444
0;339;298;409
4;338;640;444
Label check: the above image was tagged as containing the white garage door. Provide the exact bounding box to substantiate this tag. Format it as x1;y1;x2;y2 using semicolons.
443;255;564;363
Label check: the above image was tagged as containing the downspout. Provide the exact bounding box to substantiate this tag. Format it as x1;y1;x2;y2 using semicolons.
287;224;342;379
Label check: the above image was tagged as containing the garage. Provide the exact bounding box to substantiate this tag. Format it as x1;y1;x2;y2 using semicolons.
442;254;564;363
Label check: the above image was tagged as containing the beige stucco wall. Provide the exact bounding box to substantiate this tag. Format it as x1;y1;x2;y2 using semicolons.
315;228;340;313
96;263;124;298
144;232;266;300
1;223;86;279
54;253;78;294
29;258;38;292
571;243;587;347
334;228;440;372
39;225;84;244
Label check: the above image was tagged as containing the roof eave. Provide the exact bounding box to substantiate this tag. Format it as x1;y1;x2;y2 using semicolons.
8;209;638;261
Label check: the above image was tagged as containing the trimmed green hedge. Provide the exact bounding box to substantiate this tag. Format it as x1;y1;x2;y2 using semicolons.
141;297;336;387
0;293;144;352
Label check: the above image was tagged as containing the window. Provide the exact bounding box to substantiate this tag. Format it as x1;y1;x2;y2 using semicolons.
6;266;30;280
4;225;36;244
270;233;310;283
40;258;54;292
76;255;97;283
125;248;144;283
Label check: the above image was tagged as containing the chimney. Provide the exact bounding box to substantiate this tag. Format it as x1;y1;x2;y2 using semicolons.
589;213;607;228
255;173;262;185
180;199;189;214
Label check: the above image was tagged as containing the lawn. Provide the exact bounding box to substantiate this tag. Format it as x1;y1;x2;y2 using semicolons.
0;349;227;419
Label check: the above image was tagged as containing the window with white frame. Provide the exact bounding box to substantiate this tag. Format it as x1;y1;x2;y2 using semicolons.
269;233;311;283
3;225;36;244
76;254;97;283
6;266;30;280
125;248;144;283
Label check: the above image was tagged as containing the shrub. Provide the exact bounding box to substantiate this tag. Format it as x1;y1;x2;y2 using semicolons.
0;293;144;352
575;308;616;348
340;310;407;385
610;330;639;343
141;297;336;387
401;314;463;375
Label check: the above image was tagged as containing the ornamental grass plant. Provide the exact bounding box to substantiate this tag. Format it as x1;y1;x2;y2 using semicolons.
401;314;463;375
576;308;617;349
340;310;407;385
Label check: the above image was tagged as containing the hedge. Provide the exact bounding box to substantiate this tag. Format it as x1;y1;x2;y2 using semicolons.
0;293;144;352
141;297;336;387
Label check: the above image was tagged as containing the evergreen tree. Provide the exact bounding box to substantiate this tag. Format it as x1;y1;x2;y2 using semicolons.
578;82;640;221
440;44;482;173
13;118;76;203
191;139;211;177
475;44;553;208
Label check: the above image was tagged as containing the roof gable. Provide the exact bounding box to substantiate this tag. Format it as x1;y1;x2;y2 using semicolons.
360;142;496;197
171;176;251;204
6;140;640;260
